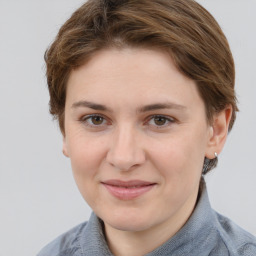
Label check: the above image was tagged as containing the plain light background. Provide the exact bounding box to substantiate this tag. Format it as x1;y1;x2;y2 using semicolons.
0;1;255;256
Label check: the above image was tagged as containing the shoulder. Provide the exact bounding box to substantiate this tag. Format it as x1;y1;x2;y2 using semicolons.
37;221;88;256
214;211;256;255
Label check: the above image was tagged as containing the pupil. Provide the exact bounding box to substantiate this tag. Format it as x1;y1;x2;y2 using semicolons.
92;116;103;125
154;117;166;126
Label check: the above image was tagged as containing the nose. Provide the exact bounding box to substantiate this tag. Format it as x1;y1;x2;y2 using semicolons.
106;125;146;171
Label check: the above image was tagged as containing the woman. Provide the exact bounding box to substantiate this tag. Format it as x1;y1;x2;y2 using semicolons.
38;0;256;255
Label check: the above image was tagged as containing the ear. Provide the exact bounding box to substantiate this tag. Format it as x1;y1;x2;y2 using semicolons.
205;105;232;159
62;136;70;158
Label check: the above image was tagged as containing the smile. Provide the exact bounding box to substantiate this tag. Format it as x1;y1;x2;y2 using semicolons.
101;180;156;200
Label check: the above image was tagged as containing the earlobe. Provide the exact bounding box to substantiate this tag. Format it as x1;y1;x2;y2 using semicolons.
62;137;70;158
205;106;232;159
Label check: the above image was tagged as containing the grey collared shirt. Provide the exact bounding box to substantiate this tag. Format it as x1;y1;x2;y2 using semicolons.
37;184;256;256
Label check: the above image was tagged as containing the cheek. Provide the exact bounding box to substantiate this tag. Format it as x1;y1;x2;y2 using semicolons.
149;131;206;178
67;136;106;183
67;138;106;207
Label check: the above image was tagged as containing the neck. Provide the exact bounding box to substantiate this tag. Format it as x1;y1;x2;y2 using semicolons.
104;188;199;256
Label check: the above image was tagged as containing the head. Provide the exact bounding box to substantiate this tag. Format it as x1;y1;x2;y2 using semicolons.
45;0;237;175
45;0;238;245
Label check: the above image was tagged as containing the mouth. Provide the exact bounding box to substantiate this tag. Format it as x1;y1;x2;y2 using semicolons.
101;180;156;200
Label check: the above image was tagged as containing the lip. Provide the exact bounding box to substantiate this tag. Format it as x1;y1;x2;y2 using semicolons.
101;179;156;200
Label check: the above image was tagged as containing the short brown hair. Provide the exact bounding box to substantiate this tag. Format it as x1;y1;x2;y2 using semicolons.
45;0;238;173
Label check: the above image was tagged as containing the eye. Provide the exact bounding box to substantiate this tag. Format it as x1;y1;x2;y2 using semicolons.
147;115;174;127
152;116;168;126
81;114;108;127
90;115;104;125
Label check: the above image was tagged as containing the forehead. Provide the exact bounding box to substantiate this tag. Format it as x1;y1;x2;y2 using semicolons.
66;47;203;111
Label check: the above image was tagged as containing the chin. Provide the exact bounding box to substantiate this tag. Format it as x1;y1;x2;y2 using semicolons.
108;220;150;232
101;209;152;232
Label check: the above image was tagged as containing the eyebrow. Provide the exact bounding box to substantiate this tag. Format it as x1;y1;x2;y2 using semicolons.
71;100;186;112
72;101;111;111
138;103;187;112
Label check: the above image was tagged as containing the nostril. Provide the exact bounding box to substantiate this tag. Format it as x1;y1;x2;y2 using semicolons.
106;148;146;171
106;129;146;170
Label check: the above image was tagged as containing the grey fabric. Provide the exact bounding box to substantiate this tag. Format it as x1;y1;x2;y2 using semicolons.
37;184;256;256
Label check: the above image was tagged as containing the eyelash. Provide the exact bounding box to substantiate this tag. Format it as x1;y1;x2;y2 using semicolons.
80;114;109;128
146;115;175;128
79;114;175;129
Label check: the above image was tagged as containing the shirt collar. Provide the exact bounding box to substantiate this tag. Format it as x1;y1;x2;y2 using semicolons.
146;180;216;255
79;181;216;256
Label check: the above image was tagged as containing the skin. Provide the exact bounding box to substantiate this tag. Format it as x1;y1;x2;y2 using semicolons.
63;48;231;256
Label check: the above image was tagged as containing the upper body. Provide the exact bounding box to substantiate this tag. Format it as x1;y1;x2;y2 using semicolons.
41;0;254;255
38;183;256;256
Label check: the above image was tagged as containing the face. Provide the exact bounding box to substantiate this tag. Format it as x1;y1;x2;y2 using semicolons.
63;47;214;234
